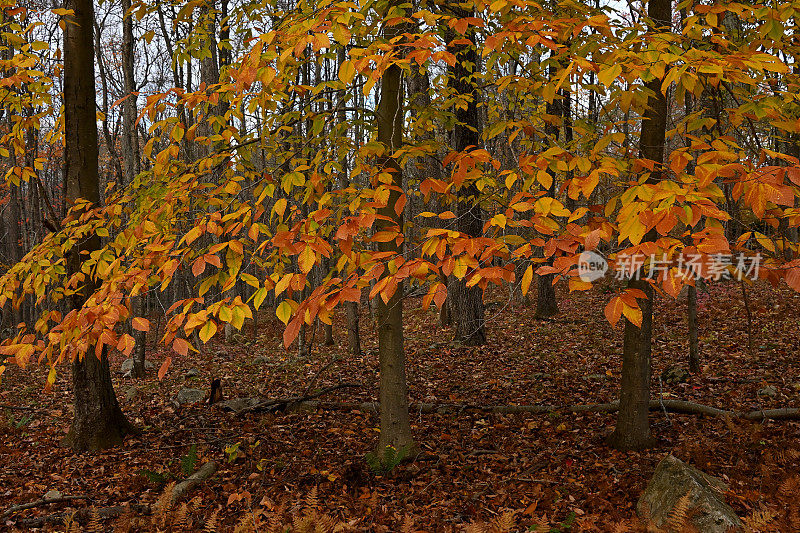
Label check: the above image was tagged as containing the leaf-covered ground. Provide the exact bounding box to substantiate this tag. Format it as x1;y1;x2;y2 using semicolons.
2;280;800;531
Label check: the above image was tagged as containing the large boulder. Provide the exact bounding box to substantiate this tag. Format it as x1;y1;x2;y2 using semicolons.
638;455;743;532
175;388;205;405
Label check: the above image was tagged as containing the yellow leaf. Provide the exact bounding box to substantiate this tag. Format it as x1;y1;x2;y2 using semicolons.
339;60;356;84
273;198;287;218
298;245;315;273
453;257;468;279
598;64;622;87
276;301;292;325
521;265;533;296
199;320;217;343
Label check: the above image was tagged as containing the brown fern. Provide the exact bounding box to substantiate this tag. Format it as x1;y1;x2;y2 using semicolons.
204;506;220;533
86;506;102;533
491;510;516;533
743;505;778;531
666;492;692;533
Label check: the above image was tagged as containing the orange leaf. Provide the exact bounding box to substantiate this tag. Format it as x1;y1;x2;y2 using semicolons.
604;296;623;328
283;315;303;348
158;357;172;380
173;338;189;356
132;317;150;332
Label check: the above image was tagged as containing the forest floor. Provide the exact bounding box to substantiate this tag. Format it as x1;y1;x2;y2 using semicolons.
1;279;800;531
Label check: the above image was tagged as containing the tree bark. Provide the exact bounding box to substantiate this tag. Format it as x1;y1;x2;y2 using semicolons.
446;7;485;345
687;285;700;373
536;59;561;319
608;0;670;451
374;11;414;457
61;0;135;452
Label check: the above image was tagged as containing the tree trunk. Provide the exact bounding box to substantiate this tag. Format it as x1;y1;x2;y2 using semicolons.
345;302;361;356
536;60;561;319
62;0;135;452
374;16;414;457
608;278;655;450
688;285;700;373
608;0;670;451
446;9;485;346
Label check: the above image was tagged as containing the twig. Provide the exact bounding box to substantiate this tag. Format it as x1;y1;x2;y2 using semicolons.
3;495;93;518
235;382;361;414
302;357;340;398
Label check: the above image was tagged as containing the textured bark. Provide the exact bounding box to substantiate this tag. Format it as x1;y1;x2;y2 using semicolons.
120;0;140;186
345;302;361;356
374;15;414;456
535;60;561;319
608;0;670;452
62;0;135;452
609;278;655;450
688;285;700;373
446;9;485;345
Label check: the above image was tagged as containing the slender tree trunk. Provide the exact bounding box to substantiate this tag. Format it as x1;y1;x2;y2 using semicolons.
535;60;560;319
446;9;485;345
688;285;700;373
62;0;135;452
374;12;414;457
345;302;361;356
681;64;701;375
608;0;670;451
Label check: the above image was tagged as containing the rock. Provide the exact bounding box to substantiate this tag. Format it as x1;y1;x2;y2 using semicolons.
124;386;138;402
184;368;200;378
216;397;261;414
175;388;205;405
584;374;609;380
638;455;743;533
43;490;62;500
661;365;691;385
252;356;269;365
121;358;154;374
758;385;778;398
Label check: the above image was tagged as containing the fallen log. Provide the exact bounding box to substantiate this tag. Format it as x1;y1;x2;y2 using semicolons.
2;495;92;519
169;460;217;505
284;399;800;421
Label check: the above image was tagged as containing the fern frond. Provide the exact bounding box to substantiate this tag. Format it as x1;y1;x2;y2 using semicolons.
492;510;516;533
306;486;319;510
204;506;220;533
743;505;778;530
173;501;189;531
86;506;102;533
666;492;691;533
152;481;176;528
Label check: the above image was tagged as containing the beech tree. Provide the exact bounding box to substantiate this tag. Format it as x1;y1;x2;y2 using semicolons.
61;0;136;451
1;0;800;459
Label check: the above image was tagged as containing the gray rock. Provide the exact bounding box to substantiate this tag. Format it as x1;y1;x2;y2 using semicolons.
638;455;743;532
252;356;269;365
584;374;609;380
43;490;62;501
121;358;154;374
758;385;778;398
175;388;205;405
124;386;138;402
215;397;261;414
184;368;200;378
